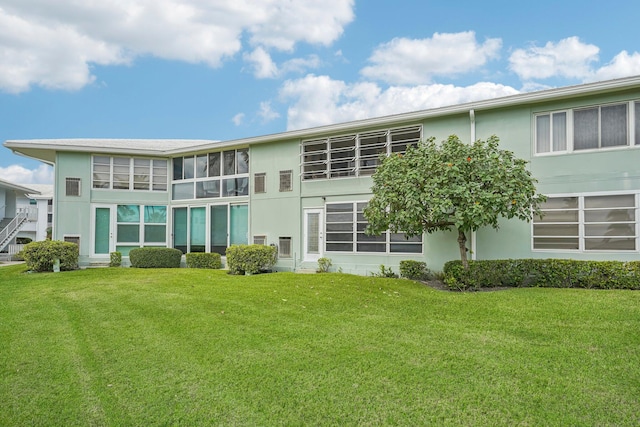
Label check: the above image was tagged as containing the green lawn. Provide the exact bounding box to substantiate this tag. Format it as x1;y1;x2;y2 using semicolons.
1;264;639;426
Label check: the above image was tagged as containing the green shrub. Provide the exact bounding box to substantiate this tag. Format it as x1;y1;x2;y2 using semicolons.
316;257;332;273
13;250;25;261
399;260;433;281
23;240;79;272
186;252;222;269
443;259;640;291
110;251;122;267
372;264;398;278
129;247;182;268
226;244;277;275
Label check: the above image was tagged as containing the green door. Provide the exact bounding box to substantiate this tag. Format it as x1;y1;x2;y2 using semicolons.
94;207;111;255
210;205;228;254
230;204;248;246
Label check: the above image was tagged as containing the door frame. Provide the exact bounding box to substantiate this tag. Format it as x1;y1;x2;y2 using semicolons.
303;208;324;262
91;204;115;257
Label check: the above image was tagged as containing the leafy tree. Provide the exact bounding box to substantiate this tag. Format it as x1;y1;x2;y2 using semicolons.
364;135;545;269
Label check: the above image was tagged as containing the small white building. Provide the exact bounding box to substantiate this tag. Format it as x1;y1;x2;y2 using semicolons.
0;179;53;259
16;184;53;243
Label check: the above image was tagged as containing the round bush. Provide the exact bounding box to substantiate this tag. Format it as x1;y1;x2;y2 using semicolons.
23;240;79;272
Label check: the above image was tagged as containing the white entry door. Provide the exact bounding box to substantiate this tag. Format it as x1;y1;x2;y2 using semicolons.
303;208;323;262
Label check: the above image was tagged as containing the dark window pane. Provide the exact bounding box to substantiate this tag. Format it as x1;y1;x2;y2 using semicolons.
574;108;599;150
208;152;221;177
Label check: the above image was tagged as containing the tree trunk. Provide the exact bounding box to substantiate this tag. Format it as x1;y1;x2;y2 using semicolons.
457;229;469;270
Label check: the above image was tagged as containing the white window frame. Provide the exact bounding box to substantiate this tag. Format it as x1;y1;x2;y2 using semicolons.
534;100;638;156
92;156;168;192
301;125;422;180
171;149;249;201
324;201;423;254
532;191;639;252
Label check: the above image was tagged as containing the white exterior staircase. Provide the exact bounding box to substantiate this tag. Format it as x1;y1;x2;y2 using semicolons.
0;207;37;254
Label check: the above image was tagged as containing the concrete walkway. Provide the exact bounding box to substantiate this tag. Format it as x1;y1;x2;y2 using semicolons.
0;261;25;267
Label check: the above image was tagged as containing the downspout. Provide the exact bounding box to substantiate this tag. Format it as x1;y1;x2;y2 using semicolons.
469;109;477;261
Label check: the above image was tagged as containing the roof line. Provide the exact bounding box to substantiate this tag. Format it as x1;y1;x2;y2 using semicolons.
165;75;640;153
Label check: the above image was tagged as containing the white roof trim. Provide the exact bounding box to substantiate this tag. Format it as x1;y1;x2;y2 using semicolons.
5;75;640;158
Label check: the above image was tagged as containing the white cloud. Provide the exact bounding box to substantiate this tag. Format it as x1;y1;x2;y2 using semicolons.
243;47;320;79
232;113;245;126
257;101;280;122
280;55;321;75
244;47;278;79
361;32;502;85
509;36;599;81
280;74;518;130
0;164;53;184
591;51;640;82
0;0;355;93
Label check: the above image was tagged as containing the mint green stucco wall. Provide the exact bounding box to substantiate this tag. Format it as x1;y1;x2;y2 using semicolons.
249;139;301;271
475;89;640;262
48;84;640;271
54;152;92;264
54;152;170;265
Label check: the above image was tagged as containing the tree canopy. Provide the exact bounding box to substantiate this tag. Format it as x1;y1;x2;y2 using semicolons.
364;135;545;268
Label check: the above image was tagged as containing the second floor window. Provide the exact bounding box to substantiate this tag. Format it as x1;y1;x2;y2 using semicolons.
93;156;167;191
535;101;639;155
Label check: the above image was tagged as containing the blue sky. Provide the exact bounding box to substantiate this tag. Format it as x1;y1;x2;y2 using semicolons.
2;0;640;184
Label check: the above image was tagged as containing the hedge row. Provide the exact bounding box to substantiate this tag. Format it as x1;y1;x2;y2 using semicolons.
185;252;222;269
23;240;79;272
129;247;182;268
226;244;277;275
443;259;640;290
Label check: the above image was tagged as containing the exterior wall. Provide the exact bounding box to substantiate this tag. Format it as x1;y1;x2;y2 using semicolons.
55;152;171;265
54;152;93;265
249;139;301;271
42;80;640;272
476;88;640;262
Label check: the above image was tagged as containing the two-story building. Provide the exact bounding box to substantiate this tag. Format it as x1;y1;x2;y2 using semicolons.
5;75;640;273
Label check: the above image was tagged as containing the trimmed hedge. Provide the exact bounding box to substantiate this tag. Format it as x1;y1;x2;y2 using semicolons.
443;259;640;290
129;247;182;268
399;260;433;281
23;240;79;272
226;244;277;275
186;252;222;269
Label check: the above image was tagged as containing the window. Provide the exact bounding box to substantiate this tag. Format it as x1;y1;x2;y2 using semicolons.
114;204;167;255
301;125;421;180
535;112;567;153
279;170;292;192
253;235;267;245
279;237;292;258
325;202;422;253
92;156;167;191
173;204;248;255
65;178;81;196
535;101;639;154
533;194;637;251
172;149;249;200
254;173;266;194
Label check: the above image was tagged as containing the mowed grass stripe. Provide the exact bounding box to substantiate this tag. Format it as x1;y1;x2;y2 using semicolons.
1;264;639;425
